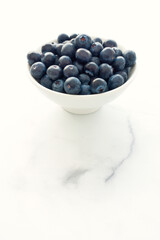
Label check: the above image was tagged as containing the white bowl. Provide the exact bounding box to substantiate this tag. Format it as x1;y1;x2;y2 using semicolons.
28;41;137;114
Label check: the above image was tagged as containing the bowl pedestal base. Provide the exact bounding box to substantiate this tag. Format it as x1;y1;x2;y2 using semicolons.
63;107;100;115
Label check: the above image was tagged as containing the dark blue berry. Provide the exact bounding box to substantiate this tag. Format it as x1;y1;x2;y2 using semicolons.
112;47;122;57
112;56;126;71
123;50;136;67
100;47;116;64
54;55;59;65
73;60;83;73
116;71;128;83
47;65;62;81
30;62;46;80
91;78;108;94
76;48;92;63
84;62;99;77
75;34;92;49
108;74;124;90
80;84;91;95
27;52;41;66
61;43;75;58
41;52;56;67
64;77;81;94
93;38;102;44
58;56;72;68
90;42;103;56
56;43;63;56
40;75;53;89
57;33;69;43
70;34;78;40
63;65;79;78
52;79;64;92
99;63;113;80
79;74;90;84
103;39;117;48
41;43;56;54
91;57;101;66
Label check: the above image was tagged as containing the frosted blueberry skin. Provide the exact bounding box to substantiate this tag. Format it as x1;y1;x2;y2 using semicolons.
73;60;84;73
52;79;64;93
91;78;108;94
80;84;91;95
84;62;99;77
123;50;136;67
99;63;113;80
41;43;57;54
70;34;78;40
93;37;102;44
112;56;126;71
79;74;90;85
47;65;62;81
103;39;117;48
63;65;79;78
75;34;92;49
40;75;53;89
64;77;81;94
27;52;41;66
90;42;103;57
56;43;63;56
116;71;128;83
61;43;76;59
75;48;92;64
91;56;101;66
30;62;46;80
57;33;70;43
58;56;72;68
100;47;116;64
41;52;56;67
108;74;124;90
113;47;122;57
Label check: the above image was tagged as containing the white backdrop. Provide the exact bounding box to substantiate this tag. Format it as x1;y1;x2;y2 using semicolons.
0;0;160;239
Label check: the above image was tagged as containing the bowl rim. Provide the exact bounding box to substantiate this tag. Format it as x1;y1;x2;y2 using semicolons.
27;39;137;98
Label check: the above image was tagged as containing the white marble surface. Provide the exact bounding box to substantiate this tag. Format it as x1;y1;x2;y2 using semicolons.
1;0;160;239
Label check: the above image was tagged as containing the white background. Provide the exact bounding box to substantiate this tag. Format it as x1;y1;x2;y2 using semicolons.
0;0;160;239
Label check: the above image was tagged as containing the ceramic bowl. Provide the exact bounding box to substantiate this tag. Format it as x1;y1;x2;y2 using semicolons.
28;40;137;114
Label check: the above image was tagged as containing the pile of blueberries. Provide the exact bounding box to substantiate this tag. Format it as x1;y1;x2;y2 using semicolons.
27;33;136;95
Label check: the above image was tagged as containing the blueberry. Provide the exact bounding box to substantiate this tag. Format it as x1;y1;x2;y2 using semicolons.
59;56;72;68
112;56;126;71
99;63;113;80
64;77;81;94
30;62;46;80
73;60;84;73
79;73;90;84
91;78;108;94
52;79;64;92
40;75;53;89
41;52;56;67
57;33;70;43
63;64;79;78
76;48;92;63
41;43;56;54
27;52;41;66
91;57;101;66
47;65;62;81
93;37;102;44
112;47;122;57
123;50;136;67
54;55;59;65
75;34;92;49
70;34;78;40
61;43;75;58
108;74;124;90
70;38;76;45
84;62;99;77
90;42;103;56
100;47;116;64
56;43;63;56
103;39;117;48
80;84;91;95
116;71;128;83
